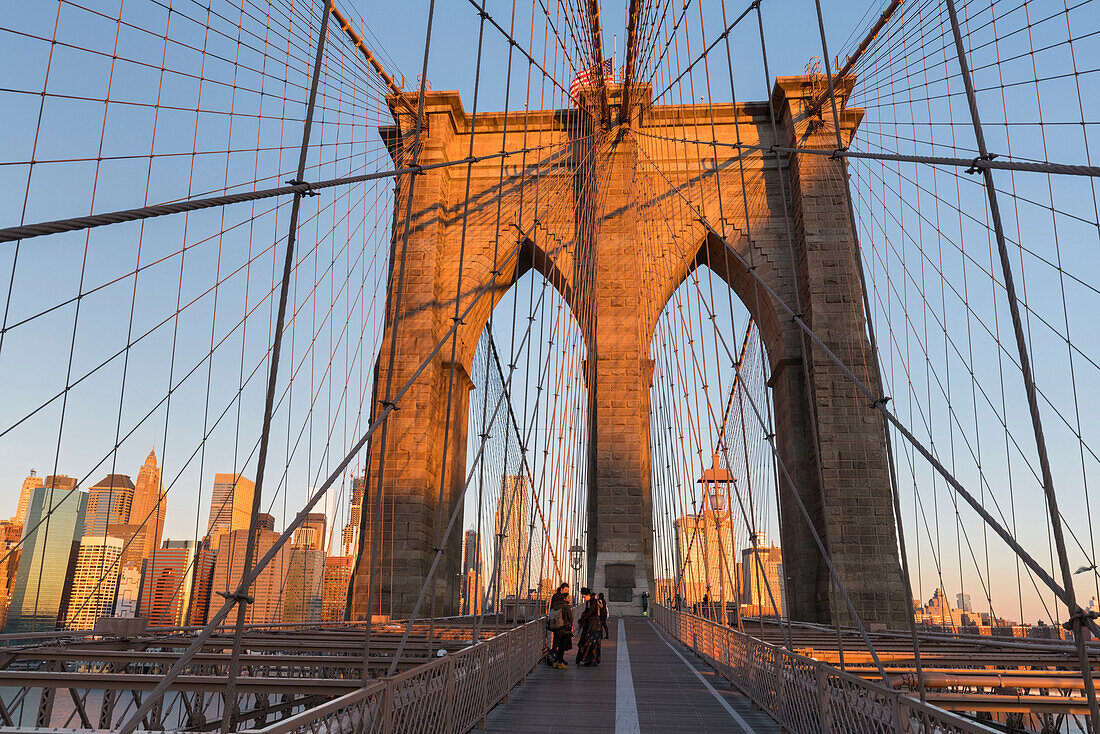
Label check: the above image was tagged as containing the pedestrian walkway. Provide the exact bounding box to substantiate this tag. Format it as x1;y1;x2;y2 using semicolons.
479;618;781;733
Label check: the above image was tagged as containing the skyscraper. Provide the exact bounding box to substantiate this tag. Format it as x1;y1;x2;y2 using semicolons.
460;530;483;615
493;475;530;607
674;512;737;608
293;513;327;551
5;486;87;633
321;556;353;622
284;513;327;623
107;523;145;573
207;526;289;624
0;521;23;630
284;547;325;623
187;538;217;626
741;532;784;617
206;473;255;538
341;474;366;557
956;592;973;613
44;475;77;492
85;474;135;537
130;450;167;562
63;536;123;630
140;539;199;627
14;471;43;526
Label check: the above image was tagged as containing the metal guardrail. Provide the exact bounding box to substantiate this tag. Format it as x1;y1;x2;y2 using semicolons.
652;604;999;734
241;613;555;734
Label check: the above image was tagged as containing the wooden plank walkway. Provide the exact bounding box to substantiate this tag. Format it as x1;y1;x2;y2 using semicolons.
479;618;781;733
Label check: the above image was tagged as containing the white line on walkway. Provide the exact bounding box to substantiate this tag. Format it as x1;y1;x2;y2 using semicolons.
651;622;758;734
615;618;641;734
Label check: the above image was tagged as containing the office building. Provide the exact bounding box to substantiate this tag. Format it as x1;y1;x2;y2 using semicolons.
63;536;123;630
140;539;199;628
284;547;325;623
956;592;973;613
5;486;87;633
741;532;784;617
341;474;366;557
322;556;353;622
207;473;255;538
0;522;22;630
130;450;167;562
293;513;327;551
187;539;217;626
460;530;483;615
493;475;530;607
106;523;144;572
114;563;141;618
207;526;289;624
675;512;737;608
85;474;135;538
44;475;78;492
15;471;43;526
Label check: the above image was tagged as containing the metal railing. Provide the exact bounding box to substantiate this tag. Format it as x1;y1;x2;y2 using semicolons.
652;604;999;734
241;612;554;734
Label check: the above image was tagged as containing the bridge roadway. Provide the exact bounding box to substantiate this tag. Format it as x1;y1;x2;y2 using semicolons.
480;617;781;733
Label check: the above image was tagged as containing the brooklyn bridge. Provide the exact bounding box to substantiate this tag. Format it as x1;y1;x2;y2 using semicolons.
1;0;1099;731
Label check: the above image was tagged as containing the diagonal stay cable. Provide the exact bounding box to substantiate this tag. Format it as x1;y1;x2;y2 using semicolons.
634;129;1100;178
0;140;578;245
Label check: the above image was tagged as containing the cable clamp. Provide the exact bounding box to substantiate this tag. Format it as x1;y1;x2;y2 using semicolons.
965;154;996;175
409;164;425;176
1063;608;1100;631
829;147;848;160
791;312;804;322
217;590;255;605
286;179;319;197
451;316;465;324
380;399;400;411
765;433;776;440
869;396;892;409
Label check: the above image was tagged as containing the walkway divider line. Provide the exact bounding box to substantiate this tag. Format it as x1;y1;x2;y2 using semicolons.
616;619;641;734
650;621;758;734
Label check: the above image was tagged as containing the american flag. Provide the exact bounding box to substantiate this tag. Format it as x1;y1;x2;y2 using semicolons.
569;59;613;105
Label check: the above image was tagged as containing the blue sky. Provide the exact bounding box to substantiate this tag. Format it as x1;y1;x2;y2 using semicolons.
2;0;1099;625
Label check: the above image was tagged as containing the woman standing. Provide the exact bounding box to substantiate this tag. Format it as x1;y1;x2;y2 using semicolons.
548;583;573;670
576;588;602;666
597;592;609;639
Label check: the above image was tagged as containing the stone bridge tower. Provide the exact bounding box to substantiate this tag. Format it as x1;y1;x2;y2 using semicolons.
348;76;909;628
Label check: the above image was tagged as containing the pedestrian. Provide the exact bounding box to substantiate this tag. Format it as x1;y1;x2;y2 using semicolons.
597;592;609;639
641;590;649;617
576;587;602;666
548;582;573;670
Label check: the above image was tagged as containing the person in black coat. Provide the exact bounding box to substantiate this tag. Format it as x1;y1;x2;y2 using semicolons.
575;588;602;666
548;583;573;669
597;592;609;639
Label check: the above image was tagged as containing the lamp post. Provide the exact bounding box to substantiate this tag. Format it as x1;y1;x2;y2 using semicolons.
569;543;585;598
698;452;735;626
